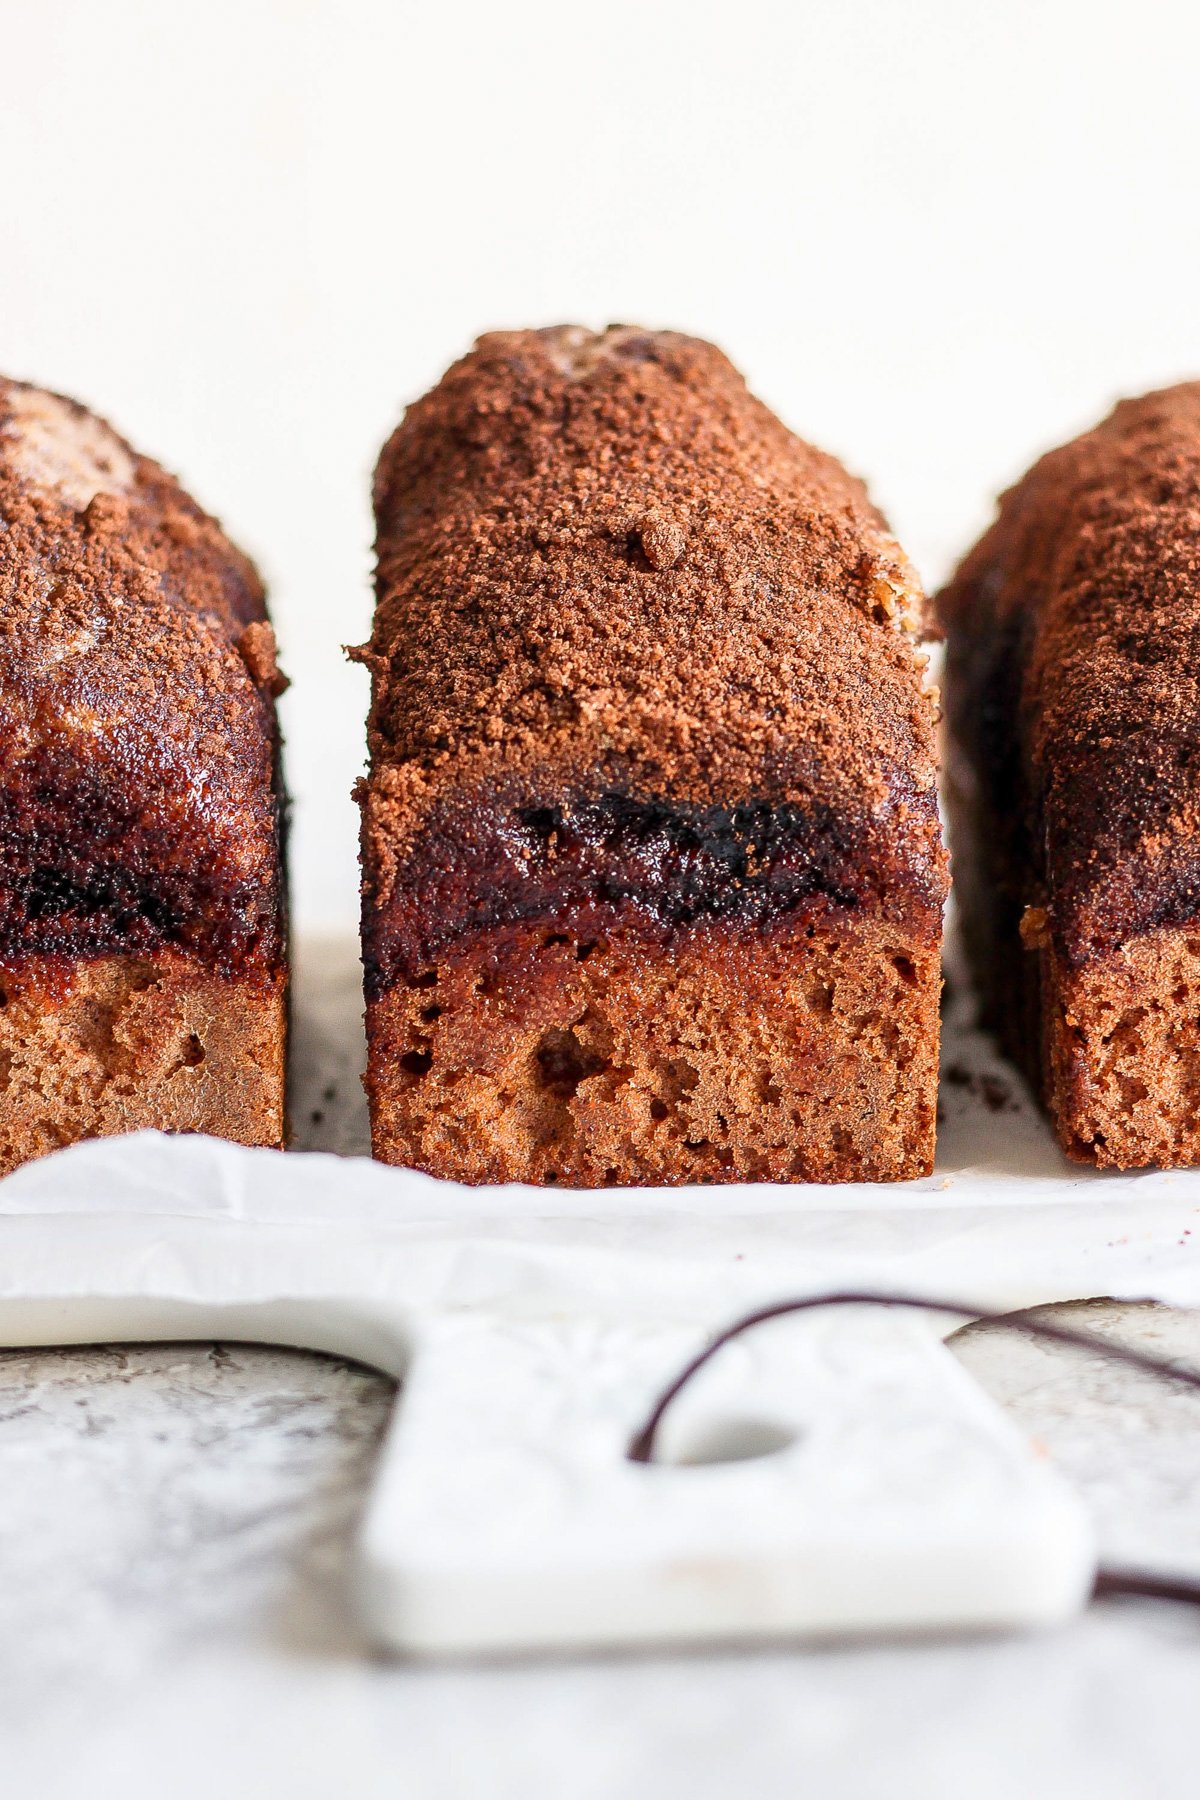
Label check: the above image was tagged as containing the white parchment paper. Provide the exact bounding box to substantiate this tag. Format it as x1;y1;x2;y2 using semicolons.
0;933;1197;1329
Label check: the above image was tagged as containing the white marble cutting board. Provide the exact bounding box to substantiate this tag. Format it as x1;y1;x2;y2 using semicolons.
0;937;1197;1656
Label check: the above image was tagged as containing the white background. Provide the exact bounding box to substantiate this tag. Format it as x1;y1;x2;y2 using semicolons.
3;0;1199;934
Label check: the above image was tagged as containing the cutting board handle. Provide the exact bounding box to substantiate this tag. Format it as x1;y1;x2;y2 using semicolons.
355;1304;1096;1654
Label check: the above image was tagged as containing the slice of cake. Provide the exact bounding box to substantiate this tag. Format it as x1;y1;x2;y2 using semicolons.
358;327;947;1185
941;382;1200;1167
0;378;288;1172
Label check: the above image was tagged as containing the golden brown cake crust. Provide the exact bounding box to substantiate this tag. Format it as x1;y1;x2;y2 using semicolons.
941;382;1200;1167
361;328;946;1185
0;378;287;980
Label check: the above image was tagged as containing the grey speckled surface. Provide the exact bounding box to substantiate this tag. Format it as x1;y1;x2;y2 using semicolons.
1;941;1199;1800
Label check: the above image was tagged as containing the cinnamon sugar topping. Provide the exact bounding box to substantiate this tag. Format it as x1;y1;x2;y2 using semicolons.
0;376;287;977
2;386;135;510
364;326;943;896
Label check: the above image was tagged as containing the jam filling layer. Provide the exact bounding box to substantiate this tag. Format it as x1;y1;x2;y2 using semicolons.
365;788;938;998
0;755;286;981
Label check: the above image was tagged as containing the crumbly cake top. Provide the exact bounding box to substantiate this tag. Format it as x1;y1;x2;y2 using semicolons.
363;327;943;924
940;381;1200;966
0;377;287;976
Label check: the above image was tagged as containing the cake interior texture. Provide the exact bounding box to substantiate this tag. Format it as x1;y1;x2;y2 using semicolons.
360;327;946;1185
0;377;288;1171
365;798;940;1186
0;955;285;1174
1038;929;1200;1168
941;381;1200;1168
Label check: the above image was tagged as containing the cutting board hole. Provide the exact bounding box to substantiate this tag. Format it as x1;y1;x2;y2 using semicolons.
660;1414;797;1467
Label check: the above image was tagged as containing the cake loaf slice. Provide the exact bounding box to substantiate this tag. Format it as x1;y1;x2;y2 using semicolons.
359;327;947;1185
0;378;288;1172
941;382;1200;1168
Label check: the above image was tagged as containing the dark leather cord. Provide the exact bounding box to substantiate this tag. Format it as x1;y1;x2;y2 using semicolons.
625;1289;1200;1612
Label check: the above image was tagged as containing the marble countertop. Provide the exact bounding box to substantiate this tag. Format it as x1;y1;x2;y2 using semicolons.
2;942;1198;1799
